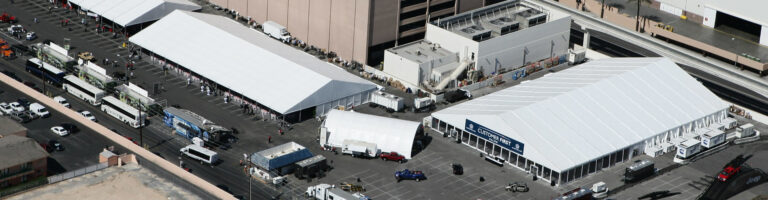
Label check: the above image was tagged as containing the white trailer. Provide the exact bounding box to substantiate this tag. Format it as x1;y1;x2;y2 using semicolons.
370;91;404;112
701;129;725;148
341;139;377;158
306;184;369;200
413;97;433;110
262;21;290;41
675;139;701;159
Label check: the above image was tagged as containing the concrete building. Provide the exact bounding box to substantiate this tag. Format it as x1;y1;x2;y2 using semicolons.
384;0;570;91
428;58;729;185
654;0;768;46
0;117;28;137
0;135;48;190
206;0;509;66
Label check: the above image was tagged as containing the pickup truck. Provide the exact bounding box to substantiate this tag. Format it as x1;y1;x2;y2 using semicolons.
380;152;405;163
395;169;426;182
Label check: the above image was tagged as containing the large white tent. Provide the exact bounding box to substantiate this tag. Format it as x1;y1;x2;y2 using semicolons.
130;11;377;116
69;0;202;27
321;110;421;159
430;57;729;184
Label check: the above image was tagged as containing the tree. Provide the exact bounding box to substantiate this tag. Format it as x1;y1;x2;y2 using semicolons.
628;0;653;31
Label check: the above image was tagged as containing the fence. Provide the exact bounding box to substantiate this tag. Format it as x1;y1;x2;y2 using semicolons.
47;162;109;184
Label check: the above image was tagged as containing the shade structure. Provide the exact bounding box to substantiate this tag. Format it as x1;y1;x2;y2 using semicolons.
69;0;202;27
130;11;377;115
432;57;729;172
323;110;421;159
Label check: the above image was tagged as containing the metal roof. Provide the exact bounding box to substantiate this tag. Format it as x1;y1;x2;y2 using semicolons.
130;11;377;114
432;58;729;172
0;135;49;169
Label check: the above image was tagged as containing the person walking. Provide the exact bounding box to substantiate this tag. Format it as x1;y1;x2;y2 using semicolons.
268;136;272;143
186;77;191;87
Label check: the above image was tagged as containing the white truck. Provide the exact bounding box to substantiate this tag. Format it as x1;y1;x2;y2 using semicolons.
370;91;404;112
306;184;370;200
262;21;290;41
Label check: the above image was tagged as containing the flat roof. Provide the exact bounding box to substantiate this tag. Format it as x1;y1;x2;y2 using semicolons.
0;117;27;136
432;58;729;172
8;164;203;200
705;0;768;26
431;0;565;41
0;135;48;170
387;40;455;64
130;11;377;114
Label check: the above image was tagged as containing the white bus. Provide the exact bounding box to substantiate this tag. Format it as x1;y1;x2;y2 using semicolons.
101;96;146;128
63;75;106;106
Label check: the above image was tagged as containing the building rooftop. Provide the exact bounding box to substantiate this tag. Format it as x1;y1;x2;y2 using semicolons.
0;135;48;170
431;0;561;41
7;164;203;200
387;40;456;64
0;117;27;137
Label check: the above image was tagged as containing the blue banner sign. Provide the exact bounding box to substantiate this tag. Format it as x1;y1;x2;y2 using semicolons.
465;119;525;155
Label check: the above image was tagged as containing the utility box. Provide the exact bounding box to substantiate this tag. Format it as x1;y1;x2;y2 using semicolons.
568;47;586;64
736;123;754;138
413;97;434;110
676;139;701;159
701;129;725;148
722;118;737;129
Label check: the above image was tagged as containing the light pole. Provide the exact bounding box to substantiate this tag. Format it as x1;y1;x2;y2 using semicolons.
40;58;47;96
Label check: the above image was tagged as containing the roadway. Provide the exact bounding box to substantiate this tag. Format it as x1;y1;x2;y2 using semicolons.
534;0;768;104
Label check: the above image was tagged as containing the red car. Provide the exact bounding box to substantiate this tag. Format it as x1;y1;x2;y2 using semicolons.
380;152;405;163
718;166;741;182
124;136;138;145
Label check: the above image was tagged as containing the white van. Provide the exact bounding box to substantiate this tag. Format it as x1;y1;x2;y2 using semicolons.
29;103;50;118
180;145;219;166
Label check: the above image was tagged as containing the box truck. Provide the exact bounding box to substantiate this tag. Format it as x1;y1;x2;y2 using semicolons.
263;21;290;41
370;91;404;112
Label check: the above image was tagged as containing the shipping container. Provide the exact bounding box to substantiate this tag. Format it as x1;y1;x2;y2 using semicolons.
370;91;404;112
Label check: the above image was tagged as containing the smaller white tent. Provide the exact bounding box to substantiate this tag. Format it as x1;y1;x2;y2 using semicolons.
322;110;421;159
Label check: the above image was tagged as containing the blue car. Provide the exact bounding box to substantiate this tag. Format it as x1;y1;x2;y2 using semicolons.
395;169;426;182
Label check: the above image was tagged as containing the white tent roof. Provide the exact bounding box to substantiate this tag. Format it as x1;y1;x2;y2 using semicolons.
432;58;728;172
323;110;421;159
705;0;768;26
69;0;201;27
130;11;377;114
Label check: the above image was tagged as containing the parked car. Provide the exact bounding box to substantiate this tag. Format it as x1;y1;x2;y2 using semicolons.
60;123;79;133
8;101;24;112
451;163;464;175
395;169;426;182
51;126;69;136
380;152;405;163
39;143;53;152
8;111;31;123
48;140;64;151
53;96;70;108
79;110;96;122
0;102;13;114
25;32;36;40
505;182;529;192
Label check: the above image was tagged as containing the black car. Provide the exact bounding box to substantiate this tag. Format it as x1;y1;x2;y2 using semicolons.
49;140;64;151
60;123;79;133
16;98;30;108
452;163;464;175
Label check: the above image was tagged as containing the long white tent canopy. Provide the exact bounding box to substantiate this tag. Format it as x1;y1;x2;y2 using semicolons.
432;58;729;172
130;11;376;115
323;110;421;159
69;0;202;27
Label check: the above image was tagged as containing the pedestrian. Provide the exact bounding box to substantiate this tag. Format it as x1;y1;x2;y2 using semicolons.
130;71;134;78
186;77;191;86
200;85;205;93
224;96;228;103
279;129;283;135
206;87;211;96
268;136;272;143
34;17;38;23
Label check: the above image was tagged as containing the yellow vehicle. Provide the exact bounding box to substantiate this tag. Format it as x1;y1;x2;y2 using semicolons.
78;51;96;62
339;182;365;192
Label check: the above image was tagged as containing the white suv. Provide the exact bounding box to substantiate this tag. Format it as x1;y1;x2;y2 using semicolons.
8;102;25;112
53;96;71;108
0;102;13;115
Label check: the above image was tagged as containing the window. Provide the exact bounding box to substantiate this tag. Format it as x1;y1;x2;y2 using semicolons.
21;175;27;182
501;149;510;161
589;160;596;173
602;156;610;168
477;139;485;151
623;148;630;161
2;168;8;175
188;149;211;161
431;118;439;129
543;167;551;180
517;157;526;169
582;163;589;177
21;162;30;169
536;164;543;176
461;131;469;144
509;152;517;165
552;171;560;184
493;145;502;156
575;165;583;179
469;135;477;146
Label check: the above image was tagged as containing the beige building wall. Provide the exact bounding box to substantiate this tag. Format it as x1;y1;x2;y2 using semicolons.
328;0;357;60
369;0;398;46
250;0;268;23
353;0;371;61
267;0;289;26
307;0;332;50
286;0;310;41
229;0;248;17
